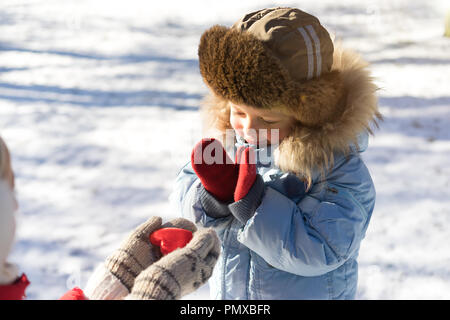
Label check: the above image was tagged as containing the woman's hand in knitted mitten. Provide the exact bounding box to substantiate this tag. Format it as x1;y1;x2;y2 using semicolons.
83;217;197;300
126;227;220;300
104;217;197;293
191;138;239;203
103;216;162;293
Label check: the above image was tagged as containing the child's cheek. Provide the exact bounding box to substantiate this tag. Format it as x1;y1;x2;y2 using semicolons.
267;126;290;144
265;128;278;145
230;116;244;137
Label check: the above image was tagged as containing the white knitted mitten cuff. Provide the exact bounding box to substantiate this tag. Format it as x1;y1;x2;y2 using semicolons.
84;264;129;300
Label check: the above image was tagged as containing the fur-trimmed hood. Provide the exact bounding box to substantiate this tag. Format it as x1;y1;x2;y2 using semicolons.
199;43;382;183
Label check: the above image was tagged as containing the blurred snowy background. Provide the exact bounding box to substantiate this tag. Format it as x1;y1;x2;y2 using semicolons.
0;0;449;299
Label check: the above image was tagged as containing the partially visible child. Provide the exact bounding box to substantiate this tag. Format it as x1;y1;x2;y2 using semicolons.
0;136;220;300
0;137;26;299
171;7;382;299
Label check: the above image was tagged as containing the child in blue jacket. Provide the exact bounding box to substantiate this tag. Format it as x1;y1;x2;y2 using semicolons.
170;7;382;299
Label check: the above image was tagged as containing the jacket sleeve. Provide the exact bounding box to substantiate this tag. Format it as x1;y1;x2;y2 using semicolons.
237;181;373;277
169;161;233;233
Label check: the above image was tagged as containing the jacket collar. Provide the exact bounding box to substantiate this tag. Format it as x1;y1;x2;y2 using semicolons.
232;129;368;184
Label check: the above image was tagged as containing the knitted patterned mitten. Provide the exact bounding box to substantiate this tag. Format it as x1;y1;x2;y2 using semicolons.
126;227;220;300
104;217;198;292
84;217;197;300
104;216;163;292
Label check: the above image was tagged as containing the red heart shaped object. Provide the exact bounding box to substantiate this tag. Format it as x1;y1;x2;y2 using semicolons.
149;227;193;255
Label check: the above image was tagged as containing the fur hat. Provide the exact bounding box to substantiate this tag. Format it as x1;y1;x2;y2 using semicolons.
199;7;344;127
198;7;382;182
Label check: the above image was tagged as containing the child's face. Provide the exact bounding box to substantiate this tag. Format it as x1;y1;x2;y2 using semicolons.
229;102;294;146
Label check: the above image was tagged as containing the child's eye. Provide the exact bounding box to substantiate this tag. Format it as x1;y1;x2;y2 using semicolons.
232;111;246;116
261;118;279;124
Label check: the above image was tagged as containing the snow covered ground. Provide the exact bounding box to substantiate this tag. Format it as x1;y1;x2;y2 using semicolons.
1;0;449;299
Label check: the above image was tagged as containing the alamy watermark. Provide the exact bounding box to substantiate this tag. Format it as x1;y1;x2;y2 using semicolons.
192;129;279;165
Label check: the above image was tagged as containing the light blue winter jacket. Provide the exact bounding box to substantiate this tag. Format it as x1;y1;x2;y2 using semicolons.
169;131;376;300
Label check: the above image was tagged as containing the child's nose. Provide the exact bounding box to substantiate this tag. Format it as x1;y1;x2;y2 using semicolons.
243;117;261;143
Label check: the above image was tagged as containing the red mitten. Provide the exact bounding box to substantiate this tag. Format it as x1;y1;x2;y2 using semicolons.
191;138;239;202
149;227;193;256
59;287;89;300
234;147;257;202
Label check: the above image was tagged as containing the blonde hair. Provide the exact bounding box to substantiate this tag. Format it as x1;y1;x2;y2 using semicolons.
0;137;14;188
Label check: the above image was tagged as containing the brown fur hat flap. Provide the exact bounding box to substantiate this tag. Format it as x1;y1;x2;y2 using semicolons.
198;25;292;110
